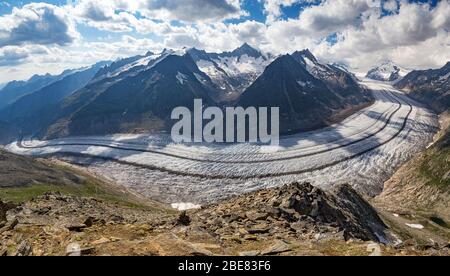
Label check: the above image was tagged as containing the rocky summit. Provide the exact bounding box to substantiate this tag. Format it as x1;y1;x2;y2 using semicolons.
192;182;388;243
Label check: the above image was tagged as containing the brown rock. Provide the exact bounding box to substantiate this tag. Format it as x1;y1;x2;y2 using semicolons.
0;218;19;233
239;251;260;256
245;211;268;221
247;223;270;234
261;240;292;255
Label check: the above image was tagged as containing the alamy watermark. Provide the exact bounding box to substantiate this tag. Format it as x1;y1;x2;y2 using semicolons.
171;99;280;146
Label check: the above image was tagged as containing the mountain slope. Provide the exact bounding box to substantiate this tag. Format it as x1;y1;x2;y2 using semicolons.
44;52;217;139
366;61;410;82
395;62;450;113
2;180;447;256
0;121;17;144
0;149;85;188
0;71;76;110
0;62;109;135
238;53;373;133
375;110;450;226
292;50;366;103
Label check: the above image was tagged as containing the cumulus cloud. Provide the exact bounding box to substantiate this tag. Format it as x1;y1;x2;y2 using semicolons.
314;0;450;71
71;0;242;27
262;0;302;22
0;3;78;47
139;0;242;22
1;0;449;82
383;0;399;12
0;45;50;66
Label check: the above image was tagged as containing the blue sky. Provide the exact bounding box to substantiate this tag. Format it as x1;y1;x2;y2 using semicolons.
0;0;448;83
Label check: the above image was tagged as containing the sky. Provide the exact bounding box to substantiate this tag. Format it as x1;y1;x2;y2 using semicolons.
0;0;449;83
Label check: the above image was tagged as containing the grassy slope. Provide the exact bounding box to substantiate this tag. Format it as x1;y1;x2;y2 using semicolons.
375;110;449;224
0;149;171;211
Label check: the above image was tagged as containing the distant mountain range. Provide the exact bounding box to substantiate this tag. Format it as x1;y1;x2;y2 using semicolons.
395;62;450;113
366;61;410;82
0;62;110;137
0;70;78;110
0;44;373;140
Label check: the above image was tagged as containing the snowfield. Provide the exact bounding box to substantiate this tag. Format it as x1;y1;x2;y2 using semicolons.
6;80;438;205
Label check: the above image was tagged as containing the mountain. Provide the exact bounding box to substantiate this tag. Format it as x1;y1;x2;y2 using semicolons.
0;71;77;110
187;43;273;102
394;62;450;113
0;121;17;144
0;62;109;135
0;149;86;188
43;51;218;139
238;52;373;133
292;50;365;101
2;46;372;139
366;61;410;82
375;109;450;224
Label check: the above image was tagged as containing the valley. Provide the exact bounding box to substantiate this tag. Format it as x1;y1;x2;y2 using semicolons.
6;79;438;206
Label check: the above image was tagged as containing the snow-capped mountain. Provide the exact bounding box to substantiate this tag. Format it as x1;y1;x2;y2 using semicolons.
42;50;219;139
238;52;373;133
292;49;364;98
395;61;450;113
187;43;273;101
366;61;410;82
0;45;372;139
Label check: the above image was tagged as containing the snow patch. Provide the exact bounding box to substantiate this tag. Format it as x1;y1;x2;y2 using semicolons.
176;72;188;85
171;202;201;211
405;223;424;229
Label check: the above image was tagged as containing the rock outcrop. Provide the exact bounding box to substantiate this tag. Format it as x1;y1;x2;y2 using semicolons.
192;182;388;243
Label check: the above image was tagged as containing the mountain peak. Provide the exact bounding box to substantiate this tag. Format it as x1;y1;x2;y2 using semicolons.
292;49;318;63
230;43;262;59
366;61;410;82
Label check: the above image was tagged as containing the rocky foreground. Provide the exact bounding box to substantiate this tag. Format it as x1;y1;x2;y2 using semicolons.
1;182;448;256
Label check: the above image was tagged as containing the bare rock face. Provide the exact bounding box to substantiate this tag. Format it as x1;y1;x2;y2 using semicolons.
192;182;388;243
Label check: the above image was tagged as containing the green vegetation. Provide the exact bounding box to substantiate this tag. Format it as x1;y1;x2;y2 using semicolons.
0;181;139;209
419;128;450;190
419;148;450;189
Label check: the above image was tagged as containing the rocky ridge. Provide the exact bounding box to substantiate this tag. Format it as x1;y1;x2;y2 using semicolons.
1;182;448;256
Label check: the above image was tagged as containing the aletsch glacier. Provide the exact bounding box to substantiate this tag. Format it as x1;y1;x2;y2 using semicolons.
6;79;438;206
0;44;440;207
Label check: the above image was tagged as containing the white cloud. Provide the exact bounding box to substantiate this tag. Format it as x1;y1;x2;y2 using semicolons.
138;0;242;22
0;3;79;47
0;0;449;82
71;0;242;27
315;0;450;71
383;0;398;12
262;0;301;22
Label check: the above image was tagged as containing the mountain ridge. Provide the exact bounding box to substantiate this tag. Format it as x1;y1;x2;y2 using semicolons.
366;61;410;82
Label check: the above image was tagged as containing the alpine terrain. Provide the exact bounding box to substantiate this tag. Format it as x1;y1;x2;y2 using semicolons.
366;61;410;82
